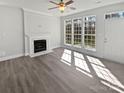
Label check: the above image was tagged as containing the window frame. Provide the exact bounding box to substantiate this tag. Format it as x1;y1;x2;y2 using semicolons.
105;11;124;20
64;15;96;52
83;15;96;51
64;19;73;46
72;17;83;48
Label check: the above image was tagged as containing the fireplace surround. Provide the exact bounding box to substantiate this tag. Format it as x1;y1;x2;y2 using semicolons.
29;35;52;57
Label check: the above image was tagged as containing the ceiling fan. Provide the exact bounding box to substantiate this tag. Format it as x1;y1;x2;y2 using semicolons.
48;0;76;13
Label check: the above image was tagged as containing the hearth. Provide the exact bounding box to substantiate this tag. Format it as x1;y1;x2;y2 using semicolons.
34;40;46;53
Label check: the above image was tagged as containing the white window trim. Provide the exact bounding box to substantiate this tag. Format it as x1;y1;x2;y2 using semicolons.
64;15;96;52
64;19;72;46
83;15;96;51
72;17;83;48
104;10;124;20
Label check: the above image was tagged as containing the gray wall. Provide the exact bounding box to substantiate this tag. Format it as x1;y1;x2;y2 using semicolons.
0;6;61;61
60;3;124;63
0;6;24;60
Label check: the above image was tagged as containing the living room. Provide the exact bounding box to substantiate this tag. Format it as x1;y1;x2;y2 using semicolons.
0;0;124;93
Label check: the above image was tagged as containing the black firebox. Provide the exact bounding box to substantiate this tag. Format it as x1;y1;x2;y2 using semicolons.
34;40;47;53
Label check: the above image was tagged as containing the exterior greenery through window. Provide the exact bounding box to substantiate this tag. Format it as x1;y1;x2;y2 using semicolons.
73;18;82;47
84;16;96;50
65;20;72;44
64;16;96;51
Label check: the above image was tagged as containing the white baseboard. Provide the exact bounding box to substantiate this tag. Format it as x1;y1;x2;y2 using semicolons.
51;45;61;49
0;45;61;62
0;54;24;62
25;53;29;56
30;49;53;57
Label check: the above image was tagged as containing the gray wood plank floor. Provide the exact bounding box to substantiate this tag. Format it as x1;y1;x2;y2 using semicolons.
0;48;124;93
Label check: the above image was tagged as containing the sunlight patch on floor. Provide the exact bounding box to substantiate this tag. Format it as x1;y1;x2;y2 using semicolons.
74;52;92;78
61;49;72;66
74;52;85;59
87;56;124;92
101;81;124;93
60;49;124;92
76;68;93;78
87;56;105;67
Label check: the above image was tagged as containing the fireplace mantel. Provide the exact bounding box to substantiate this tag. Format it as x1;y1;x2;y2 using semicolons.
29;35;52;57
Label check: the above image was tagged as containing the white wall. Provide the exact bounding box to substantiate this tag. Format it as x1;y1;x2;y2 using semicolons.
61;3;124;63
24;11;61;55
0;6;24;60
104;18;124;63
0;6;61;61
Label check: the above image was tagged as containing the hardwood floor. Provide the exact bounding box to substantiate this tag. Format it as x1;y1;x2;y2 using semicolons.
0;48;124;93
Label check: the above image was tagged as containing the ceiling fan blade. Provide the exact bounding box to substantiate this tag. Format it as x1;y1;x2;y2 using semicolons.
65;0;74;6
69;7;76;10
48;7;58;10
49;1;59;5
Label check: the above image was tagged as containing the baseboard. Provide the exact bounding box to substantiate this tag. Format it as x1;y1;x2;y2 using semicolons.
51;45;61;49
25;53;29;56
30;49;53;57
102;58;124;64
0;54;24;62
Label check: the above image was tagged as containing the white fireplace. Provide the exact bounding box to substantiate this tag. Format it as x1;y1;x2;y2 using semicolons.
29;35;52;57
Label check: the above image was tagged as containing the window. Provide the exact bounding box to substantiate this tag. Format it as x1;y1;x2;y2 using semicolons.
83;16;96;50
105;11;124;19
65;20;72;45
64;16;96;51
73;18;82;47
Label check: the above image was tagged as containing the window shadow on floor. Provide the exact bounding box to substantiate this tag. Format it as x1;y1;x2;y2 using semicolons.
60;49;124;93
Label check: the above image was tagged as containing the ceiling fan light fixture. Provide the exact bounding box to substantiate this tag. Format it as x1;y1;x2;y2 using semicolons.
59;6;65;12
59;3;65;12
48;0;75;13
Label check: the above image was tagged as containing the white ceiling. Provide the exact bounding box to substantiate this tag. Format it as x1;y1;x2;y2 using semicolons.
0;0;124;16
